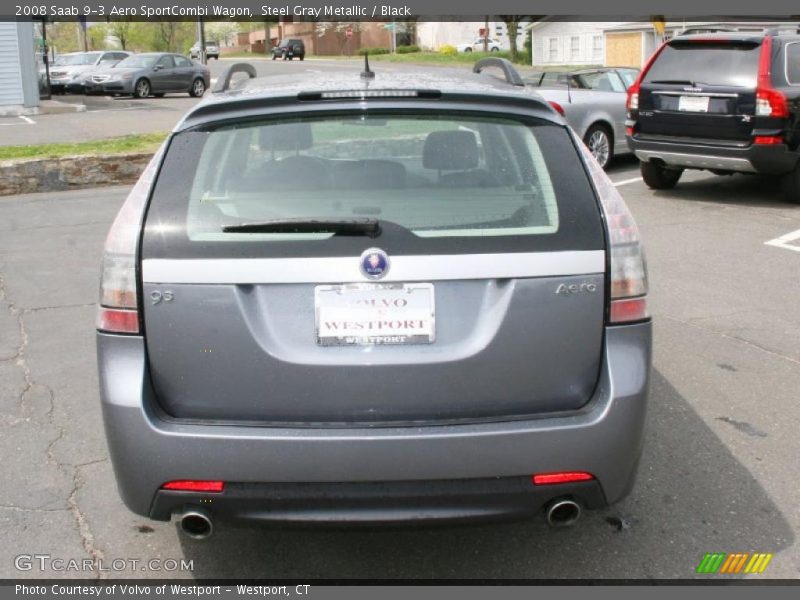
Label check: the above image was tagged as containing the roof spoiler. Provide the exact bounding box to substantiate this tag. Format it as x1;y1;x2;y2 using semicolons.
473;57;525;87
213;62;257;94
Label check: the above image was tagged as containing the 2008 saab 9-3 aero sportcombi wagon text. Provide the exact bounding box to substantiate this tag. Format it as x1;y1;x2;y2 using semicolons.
96;59;652;539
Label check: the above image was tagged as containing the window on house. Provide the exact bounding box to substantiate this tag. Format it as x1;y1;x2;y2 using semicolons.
592;35;603;61
548;38;559;62
570;37;580;60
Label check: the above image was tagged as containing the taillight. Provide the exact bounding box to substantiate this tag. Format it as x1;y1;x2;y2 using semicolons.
548;100;565;116
532;472;594;485
626;41;668;112
573;132;649;325
755;37;788;118
162;480;224;493
96;144;165;335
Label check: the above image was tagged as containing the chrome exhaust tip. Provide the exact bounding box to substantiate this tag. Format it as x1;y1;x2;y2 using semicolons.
178;510;213;539
545;499;582;528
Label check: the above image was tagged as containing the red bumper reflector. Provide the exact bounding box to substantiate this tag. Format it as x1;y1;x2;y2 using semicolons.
754;136;783;145
626;126;634;137
162;480;224;493
610;297;649;324
96;307;139;334
533;472;594;485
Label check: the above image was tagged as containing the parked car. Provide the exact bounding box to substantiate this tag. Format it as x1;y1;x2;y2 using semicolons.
47;51;131;94
457;37;503;53
528;67;640;169
190;40;220;60
627;30;800;202
271;38;305;60
86;53;210;98
96;58;651;537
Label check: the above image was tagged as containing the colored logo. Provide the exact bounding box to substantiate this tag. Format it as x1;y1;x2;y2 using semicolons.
696;552;773;575
359;248;390;280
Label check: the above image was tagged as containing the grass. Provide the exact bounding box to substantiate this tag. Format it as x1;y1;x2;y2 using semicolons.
0;132;166;161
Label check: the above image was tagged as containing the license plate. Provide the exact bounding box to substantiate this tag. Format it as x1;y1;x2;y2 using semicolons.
678;95;710;113
315;283;435;346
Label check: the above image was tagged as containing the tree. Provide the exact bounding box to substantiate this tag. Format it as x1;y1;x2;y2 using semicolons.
107;20;132;50
497;16;543;62
206;21;239;46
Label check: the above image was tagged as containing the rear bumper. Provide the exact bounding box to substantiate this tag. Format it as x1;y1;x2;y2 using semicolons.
97;322;651;523
628;135;798;175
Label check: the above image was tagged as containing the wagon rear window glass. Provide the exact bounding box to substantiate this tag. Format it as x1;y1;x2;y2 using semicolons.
144;111;604;258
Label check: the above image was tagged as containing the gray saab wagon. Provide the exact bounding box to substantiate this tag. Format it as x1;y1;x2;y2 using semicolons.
96;59;651;538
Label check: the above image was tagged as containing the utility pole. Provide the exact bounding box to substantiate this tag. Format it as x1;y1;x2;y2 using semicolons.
483;16;489;52
197;17;206;64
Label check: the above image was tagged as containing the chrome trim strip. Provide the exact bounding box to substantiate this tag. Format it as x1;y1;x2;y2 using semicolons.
635;149;757;173
142;251;606;284
651;91;740;98
786;41;800;87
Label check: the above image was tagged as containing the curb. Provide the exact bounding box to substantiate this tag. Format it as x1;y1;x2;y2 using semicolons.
0;152;152;197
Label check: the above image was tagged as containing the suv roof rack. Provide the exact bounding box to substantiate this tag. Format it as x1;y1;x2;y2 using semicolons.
473;57;525;87
213;62;257;94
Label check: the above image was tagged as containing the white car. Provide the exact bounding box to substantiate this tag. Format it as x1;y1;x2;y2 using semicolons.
47;51;131;93
456;38;503;53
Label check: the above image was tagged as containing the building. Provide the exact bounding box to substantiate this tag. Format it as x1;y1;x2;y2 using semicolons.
417;20;528;51
527;20;626;67
0;21;39;115
244;21;403;55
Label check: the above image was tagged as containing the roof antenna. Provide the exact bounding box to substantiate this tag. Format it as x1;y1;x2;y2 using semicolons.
361;53;375;79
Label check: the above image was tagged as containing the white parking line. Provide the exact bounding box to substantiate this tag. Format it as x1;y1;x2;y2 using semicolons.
18;115;35;124
764;228;800;253
613;176;643;187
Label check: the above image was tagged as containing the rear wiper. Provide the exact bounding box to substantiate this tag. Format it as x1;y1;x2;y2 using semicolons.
647;80;696;85
222;217;381;237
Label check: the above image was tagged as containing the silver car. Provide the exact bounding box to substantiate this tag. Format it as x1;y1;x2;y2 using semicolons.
527;68;640;169
47;51;131;93
88;53;210;98
96;59;651;538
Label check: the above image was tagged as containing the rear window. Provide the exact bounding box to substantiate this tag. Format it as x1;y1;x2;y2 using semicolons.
644;41;762;87
144;110;603;259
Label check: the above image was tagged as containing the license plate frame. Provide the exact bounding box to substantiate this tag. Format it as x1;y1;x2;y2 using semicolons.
678;95;710;113
315;283;436;346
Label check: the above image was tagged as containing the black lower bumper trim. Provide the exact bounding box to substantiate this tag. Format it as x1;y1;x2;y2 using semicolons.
150;477;606;526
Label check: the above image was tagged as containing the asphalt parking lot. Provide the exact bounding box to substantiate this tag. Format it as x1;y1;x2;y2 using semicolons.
0;58;407;146
1;154;798;579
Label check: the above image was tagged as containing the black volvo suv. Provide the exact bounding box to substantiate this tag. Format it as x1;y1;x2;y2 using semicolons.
626;30;800;202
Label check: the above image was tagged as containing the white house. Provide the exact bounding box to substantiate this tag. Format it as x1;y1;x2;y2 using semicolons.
0;21;39;115
527;20;626;67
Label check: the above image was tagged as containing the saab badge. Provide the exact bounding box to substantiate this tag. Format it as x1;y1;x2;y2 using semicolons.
360;248;390;280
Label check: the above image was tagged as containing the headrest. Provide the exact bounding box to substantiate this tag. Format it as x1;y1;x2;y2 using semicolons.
422;130;479;171
259;122;313;151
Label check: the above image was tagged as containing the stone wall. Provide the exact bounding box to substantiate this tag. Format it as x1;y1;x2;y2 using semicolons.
0;153;152;196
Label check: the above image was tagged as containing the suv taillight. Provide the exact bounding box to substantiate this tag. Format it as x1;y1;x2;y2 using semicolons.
626;41;668;114
574;133;648;324
96;145;165;334
755;36;789;118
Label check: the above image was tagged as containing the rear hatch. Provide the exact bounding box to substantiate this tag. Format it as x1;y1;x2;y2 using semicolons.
141;107;606;425
637;38;762;143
